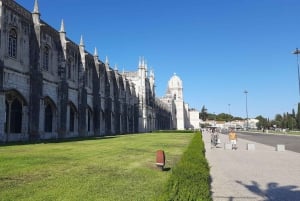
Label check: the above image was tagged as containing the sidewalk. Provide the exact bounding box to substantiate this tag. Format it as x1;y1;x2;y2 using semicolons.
203;131;300;201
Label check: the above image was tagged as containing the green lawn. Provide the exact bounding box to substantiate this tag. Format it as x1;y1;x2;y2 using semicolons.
0;132;193;201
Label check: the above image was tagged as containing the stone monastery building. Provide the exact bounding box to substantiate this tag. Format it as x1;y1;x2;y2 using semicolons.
0;0;199;143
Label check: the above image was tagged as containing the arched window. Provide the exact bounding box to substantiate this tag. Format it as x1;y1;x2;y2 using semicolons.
10;99;22;133
42;46;50;71
8;29;17;58
69;106;75;132
44;104;53;132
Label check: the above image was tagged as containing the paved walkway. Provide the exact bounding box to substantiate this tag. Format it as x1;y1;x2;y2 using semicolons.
203;131;300;201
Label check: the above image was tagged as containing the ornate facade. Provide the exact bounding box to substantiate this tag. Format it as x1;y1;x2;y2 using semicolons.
162;73;201;130
0;0;172;142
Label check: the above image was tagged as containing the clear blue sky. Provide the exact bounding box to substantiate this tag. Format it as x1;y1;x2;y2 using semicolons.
17;0;300;120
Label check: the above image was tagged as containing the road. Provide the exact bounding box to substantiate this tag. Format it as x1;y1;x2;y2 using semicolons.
225;132;300;153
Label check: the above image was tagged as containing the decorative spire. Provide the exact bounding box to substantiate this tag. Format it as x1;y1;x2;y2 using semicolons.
138;56;142;67
32;0;41;25
80;35;84;47
33;0;39;14
94;47;98;57
105;56;109;65
142;57;145;67
60;19;65;33
150;68;154;77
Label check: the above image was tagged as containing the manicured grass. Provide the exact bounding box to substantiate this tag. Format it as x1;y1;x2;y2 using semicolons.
0;132;193;201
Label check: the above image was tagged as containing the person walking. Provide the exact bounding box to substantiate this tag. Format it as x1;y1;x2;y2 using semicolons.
229;129;237;150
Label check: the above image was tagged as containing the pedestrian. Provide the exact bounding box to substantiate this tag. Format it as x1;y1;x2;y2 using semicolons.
229;128;237;150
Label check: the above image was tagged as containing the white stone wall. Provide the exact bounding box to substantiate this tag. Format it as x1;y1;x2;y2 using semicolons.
1;7;30;72
4;70;30;100
68;88;78;106
175;100;185;130
184;103;189;129
43;81;58;102
189;110;200;129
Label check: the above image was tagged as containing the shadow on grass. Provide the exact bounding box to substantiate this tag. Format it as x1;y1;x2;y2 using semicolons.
0;135;118;147
156;166;171;172
163;167;171;171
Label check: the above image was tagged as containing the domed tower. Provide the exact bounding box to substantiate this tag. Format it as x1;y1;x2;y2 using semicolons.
166;73;186;130
168;73;183;100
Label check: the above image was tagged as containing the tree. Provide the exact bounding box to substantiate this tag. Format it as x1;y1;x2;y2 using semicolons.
207;113;216;121
297;103;300;129
270;114;282;128
282;113;287;128
232;116;243;121
256;115;268;129
292;109;296;119
216;113;233;122
199;105;208;121
288;115;297;130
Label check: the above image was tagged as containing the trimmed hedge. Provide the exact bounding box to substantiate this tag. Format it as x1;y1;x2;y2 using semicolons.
159;132;212;201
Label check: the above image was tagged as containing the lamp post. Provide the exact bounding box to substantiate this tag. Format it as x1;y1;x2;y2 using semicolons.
244;90;249;130
293;48;300;97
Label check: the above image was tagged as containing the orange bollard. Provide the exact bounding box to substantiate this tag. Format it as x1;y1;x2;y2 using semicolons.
156;150;165;170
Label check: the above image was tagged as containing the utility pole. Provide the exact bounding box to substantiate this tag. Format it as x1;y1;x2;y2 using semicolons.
293;48;300;129
293;48;300;97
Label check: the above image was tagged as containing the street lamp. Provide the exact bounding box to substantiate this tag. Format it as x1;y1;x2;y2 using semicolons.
244;90;249;130
292;48;300;97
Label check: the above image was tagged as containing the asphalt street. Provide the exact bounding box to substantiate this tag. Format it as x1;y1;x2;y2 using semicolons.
233;132;300;153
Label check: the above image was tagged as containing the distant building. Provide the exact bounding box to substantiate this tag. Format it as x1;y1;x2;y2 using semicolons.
205;119;259;130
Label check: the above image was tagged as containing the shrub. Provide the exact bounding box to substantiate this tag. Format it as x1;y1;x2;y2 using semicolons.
159;132;212;201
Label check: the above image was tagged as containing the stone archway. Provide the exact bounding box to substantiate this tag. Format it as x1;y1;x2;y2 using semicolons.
5;90;27;134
